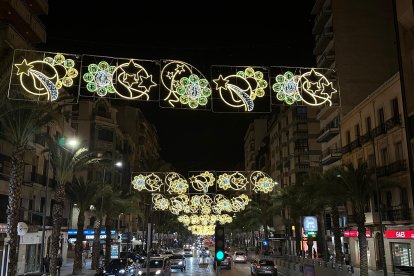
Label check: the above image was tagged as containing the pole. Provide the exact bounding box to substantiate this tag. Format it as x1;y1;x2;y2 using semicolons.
40;155;50;272
146;223;151;276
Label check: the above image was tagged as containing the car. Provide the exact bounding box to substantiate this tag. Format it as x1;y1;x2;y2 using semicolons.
101;258;137;276
183;248;193;257
213;253;232;270
251;259;278;275
169;254;186;271
136;257;171;276
233;251;247;263
160;250;174;258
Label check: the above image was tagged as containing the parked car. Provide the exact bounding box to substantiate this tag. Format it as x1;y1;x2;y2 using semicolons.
136;257;171;276
233;251;247;263
251;259;278;275
99;258;137;276
169;254;186;271
213;253;232;270
183;248;193;257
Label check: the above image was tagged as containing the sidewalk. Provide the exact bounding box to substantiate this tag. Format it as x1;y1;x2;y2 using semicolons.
60;258;95;276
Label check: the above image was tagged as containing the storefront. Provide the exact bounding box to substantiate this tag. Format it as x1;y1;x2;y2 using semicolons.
385;229;414;272
342;229;373;268
67;229;116;257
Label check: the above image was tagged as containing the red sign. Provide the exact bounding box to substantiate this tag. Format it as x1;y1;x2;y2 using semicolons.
343;230;371;238
385;230;414;239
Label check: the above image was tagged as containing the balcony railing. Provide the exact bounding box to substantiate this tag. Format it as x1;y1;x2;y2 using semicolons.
342;144;351;154
321;148;342;165
376;160;407;177
349;138;361;151
382;205;411;221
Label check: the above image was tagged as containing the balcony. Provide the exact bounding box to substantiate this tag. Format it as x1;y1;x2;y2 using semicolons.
385;114;401;132
0;24;28;49
317;126;339;143
342;144;351;154
29;14;46;43
312;7;332;34
320;148;342;165
313;28;334;55
382;205;411;221
371;123;386;138
349;138;361;151
26;0;49;15
376;160;407;177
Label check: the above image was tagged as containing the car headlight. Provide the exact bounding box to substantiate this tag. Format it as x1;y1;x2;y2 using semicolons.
178;261;183;265
118;269;126;274
155;270;162;275
138;271;143;275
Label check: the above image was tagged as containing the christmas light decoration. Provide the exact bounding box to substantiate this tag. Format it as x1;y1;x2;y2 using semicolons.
272;68;337;106
131;173;163;192
189;171;215;193
14;54;78;101
217;172;248;190
272;71;301;105
161;60;211;109
250;171;276;193
165;172;188;194
83;61;116;97
213;67;268;112
152;194;170;210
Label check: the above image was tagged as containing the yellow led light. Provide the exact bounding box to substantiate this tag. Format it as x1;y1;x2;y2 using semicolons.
189;171;215;193
131;173;162;192
152;194;170;211
161;61;212;109
14;54;78;101
165;172;188;194
250;171;277;193
213;67;268;112
217;172;247;190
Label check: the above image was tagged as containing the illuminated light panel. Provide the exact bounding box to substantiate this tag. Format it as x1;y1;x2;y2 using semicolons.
113;59;157;100
14;54;78;101
272;69;337;106
165;172;188;194
213;67;268;112
177;214;232;227
83;61;115;97
272;71;301;105
161;61;212;109
131;173;163;192
189;171;215;193
250;171;277;193
217;172;247;190
152;194;170;210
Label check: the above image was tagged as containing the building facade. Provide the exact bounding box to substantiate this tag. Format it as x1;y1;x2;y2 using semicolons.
341;74;413;271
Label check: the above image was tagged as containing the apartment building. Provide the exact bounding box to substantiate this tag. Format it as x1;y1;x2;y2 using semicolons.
312;0;399;173
341;74;412;271
244;119;267;172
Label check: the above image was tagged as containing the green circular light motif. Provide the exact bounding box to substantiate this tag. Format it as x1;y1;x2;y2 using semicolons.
202;87;211;97
189;74;199;83
189;99;198;109
86;82;97;92
180;77;189;86
245;67;255;77
88;64;98;74
64;59;75;68
254;71;264;80
198;97;208;106
236;71;245;77
180;95;189;104
98;61;110;71
258;79;268;89
176;74;210;109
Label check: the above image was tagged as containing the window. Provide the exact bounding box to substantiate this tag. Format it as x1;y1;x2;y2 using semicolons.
381;148;388;166
395;142;403;161
391;98;399;118
97;105;108;117
346;131;351;144
378;108;385;125
97;129;113;142
367;154;375;168
366;117;372;132
355;124;360;138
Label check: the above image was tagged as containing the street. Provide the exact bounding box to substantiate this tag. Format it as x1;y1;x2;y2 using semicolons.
169;256;257;276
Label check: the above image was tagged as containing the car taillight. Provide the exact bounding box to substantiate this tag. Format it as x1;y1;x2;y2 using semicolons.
256;265;261;269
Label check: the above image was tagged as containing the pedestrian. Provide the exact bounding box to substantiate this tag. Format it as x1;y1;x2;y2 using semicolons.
313;248;317;259
82;250;87;268
43;254;50;273
56;254;63;276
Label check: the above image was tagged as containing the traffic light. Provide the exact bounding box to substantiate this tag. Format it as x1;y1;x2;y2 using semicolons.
215;225;225;261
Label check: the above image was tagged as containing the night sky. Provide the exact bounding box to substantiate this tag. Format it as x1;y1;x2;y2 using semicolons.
39;1;315;173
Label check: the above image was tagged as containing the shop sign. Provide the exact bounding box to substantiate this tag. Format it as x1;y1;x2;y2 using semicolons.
111;244;119;259
303;216;318;232
20;233;41;244
85;234;107;240
385;230;414;239
343;230;371;238
68;229;116;235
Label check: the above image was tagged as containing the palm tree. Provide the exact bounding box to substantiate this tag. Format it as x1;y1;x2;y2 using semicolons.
47;141;100;276
336;163;376;276
0;101;62;276
65;177;98;274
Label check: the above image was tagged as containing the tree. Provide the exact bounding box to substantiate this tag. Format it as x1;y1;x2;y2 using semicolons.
65;177;98;274
47;141;100;276
336;163;377;276
0;101;61;276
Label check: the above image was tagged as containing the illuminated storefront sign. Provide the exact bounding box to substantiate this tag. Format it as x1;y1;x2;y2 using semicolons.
68;229;116;235
385;230;414;239
343;230;371;238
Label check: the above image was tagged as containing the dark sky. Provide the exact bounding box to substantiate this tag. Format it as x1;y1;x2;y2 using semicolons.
39;1;315;173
